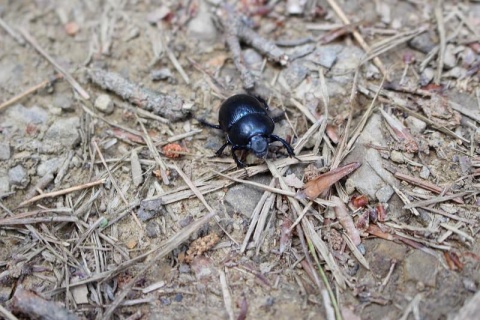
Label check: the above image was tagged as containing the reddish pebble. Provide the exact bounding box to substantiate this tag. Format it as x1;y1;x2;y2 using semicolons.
64;22;80;36
162;143;183;158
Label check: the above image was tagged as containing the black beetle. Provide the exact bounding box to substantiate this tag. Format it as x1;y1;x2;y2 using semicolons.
199;94;295;167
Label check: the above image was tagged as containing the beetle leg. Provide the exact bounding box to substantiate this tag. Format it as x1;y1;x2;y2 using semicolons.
231;145;248;167
254;95;269;110
269;135;295;157
215;142;230;156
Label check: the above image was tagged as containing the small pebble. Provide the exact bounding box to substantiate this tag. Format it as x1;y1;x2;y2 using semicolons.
94;94;114;114
8;165;29;188
419;166;430;179
390;150;404;163
405;116;427;134
151;68;173;81
174;293;183;302
145;221;161;238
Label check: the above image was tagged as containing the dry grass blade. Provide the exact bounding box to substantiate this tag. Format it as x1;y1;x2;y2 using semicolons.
18;178;105;207
332;196;361;246
0;216;77;225
0;304;18;320
434;0;446;84
219;269;235;320
266;161;348;289
211;169;297;197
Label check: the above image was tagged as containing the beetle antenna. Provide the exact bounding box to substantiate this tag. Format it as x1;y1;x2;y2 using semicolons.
196;117;221;129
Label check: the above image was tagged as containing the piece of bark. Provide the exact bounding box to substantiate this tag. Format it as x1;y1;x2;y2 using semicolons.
88;68;189;121
10;287;78;320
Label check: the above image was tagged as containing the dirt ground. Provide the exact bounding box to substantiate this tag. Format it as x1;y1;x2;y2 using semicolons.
0;0;479;319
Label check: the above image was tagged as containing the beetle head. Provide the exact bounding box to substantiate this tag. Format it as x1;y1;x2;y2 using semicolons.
250;135;268;158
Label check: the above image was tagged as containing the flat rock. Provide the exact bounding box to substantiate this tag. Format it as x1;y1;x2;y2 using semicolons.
44;117;80;149
0;142;11;160
8;164;29;188
307;44;343;69
37;157;64;176
187;1;218;47
0;172;9;193
344;113;397;200
224;174;271;218
4;104;48;127
403;250;439;287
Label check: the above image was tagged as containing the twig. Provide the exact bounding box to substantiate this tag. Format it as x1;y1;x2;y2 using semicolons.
393;171;464;204
434;0;446;84
221;8;255;89
136;114;169;185
87;68;188;121
0;16;25;45
0;74;62;112
92;140;142;228
0;216;77;225
211;169;297;197
219;269;235;320
11;287;78;320
0;304;18;320
18;178;105;207
18;28;90;100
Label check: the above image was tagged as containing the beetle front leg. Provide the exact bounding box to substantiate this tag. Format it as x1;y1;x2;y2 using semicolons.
231;145;248;167
269;135;295;157
215;142;230;156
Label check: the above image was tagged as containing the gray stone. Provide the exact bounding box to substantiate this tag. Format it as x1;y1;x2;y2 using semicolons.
403;250;439;287
419;166;430;179
37;157;63;176
224;174;271;218
344;113;397;200
137;199;167;221
0;174;9;193
0;142;11;160
44;117;80;148
420;68;434;86
409;32;437;54
94;94;114;114
376;184;394;203
145;221;161;238
53;93;75;112
280;60;309;89
8;165;29;188
150;68;173;81
307;45;343;69
5;104;48;125
187;1;218;46
405;116;426;134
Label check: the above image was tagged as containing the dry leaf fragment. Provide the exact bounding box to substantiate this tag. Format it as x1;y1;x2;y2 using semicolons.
302;162;361;200
332;196;361;246
380;109;418;153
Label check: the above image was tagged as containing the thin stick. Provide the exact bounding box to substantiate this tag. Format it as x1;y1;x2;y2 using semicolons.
434;0;446;84
211;169;297;197
0;304;19;320
0;16;25;45
219;269;235;320
0;74;62;111
92;140;142;228
18;28;90;100
325;0;388;79
18;179;105;207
